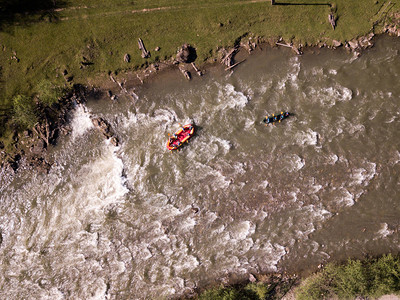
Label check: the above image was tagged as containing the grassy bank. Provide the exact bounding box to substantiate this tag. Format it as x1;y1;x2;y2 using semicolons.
196;254;400;300
0;0;399;150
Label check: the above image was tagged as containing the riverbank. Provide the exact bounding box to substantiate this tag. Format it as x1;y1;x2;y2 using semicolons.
1;0;400;165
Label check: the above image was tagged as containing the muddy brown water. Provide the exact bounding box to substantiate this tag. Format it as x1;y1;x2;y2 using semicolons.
0;36;399;299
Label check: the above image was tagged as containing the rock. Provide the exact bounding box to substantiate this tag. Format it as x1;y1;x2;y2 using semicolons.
124;53;130;63
65;76;74;82
91;117;111;137
111;95;118;101
176;44;197;63
110;136;119;147
249;274;257;283
107;90;112;98
348;40;359;50
30;139;46;155
358;36;373;48
154;47;160;51
332;39;342;47
62;69;68;76
28;155;51;174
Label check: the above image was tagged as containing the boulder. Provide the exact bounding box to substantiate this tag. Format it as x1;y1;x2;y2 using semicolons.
91;117;111;137
176;44;197;63
124;53;130;63
348;40;359;50
332;40;342;47
110;136;119;147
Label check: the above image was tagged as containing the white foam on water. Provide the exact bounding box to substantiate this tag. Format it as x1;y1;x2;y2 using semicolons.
212;136;232;154
250;241;287;271
307;85;353;107
42;288;64;300
350;162;376;187
295;129;319;146
259;180;269;189
337;188;355;207
327;154;339;165
347;124;365;135
289;191;298;202
88;280;108;300
393;151;400;164
70;104;94;140
276;57;301;91
308;184;323;195
374;223;395;240
217;83;249;110
286;154;305;172
173;255;200;273
385;115;397;123
230;221;255;240
180;216;197;232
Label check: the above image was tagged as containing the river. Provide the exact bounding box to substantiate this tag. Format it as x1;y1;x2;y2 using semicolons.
0;36;399;299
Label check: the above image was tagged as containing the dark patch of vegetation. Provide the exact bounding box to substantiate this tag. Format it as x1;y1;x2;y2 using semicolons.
0;0;68;29
197;274;297;300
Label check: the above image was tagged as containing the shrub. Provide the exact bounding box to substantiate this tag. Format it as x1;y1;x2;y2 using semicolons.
296;273;331;300
36;80;65;107
295;255;400;300
12;94;38;128
198;285;258;300
369;254;400;298
333;259;368;299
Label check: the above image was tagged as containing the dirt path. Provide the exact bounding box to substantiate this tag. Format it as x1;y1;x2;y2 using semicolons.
57;0;269;21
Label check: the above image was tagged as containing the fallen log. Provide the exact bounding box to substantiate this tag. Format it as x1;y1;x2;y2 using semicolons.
191;62;202;76
221;48;237;67
276;42;302;55
138;38;150;58
329;13;336;30
225;59;245;71
180;69;191;80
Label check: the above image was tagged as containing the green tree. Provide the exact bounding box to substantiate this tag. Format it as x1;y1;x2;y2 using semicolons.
12;94;38;128
333;259;368;298
369;254;400;298
36;79;64;107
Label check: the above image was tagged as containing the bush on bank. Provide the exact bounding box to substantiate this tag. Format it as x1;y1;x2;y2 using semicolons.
196;255;400;300
296;254;400;300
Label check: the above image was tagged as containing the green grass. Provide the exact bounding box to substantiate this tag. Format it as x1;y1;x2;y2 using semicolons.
0;0;399;148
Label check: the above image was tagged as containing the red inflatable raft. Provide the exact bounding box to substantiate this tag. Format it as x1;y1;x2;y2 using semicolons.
166;124;195;151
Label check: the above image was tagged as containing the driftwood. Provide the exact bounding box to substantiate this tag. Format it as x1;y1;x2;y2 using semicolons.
225;59;246;71
109;74;139;101
276;42;302;55
33;119;50;148
180;68;191;80
221;48;237;67
191;62;202;76
329;13;336;30
138;38;150;58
